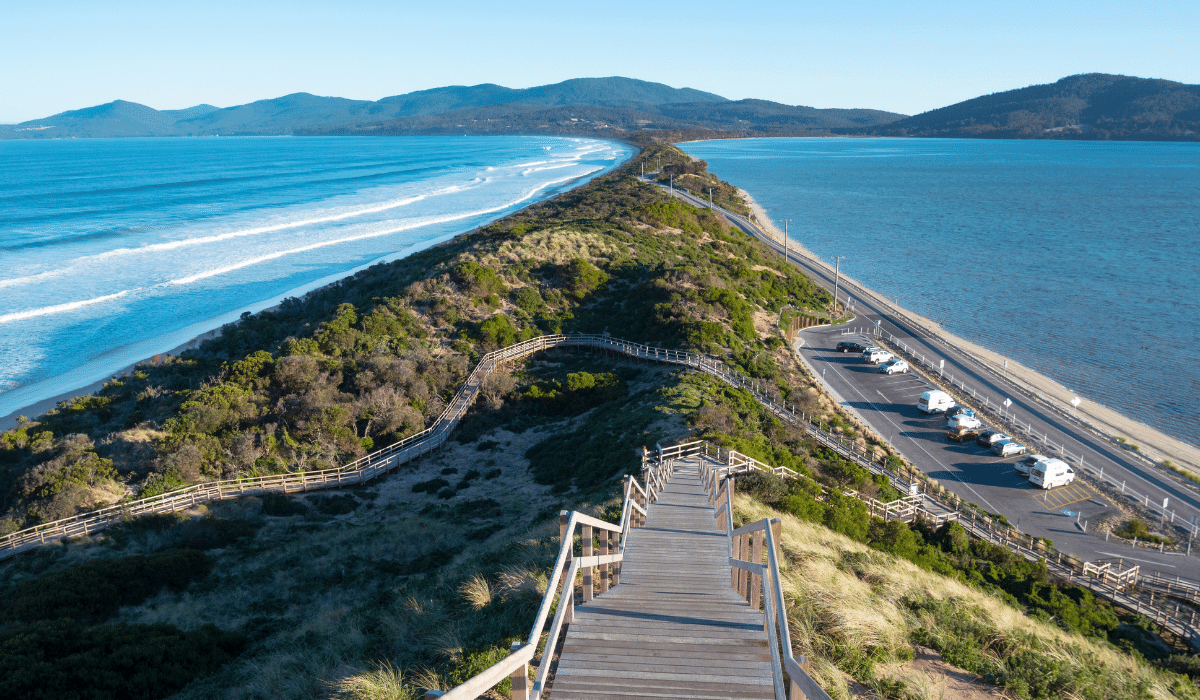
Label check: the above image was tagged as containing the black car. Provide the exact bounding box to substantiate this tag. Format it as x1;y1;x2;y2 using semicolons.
836;340;870;353
976;430;1010;448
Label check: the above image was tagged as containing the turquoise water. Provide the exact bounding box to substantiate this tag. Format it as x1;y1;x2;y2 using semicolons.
680;138;1200;445
0;136;630;416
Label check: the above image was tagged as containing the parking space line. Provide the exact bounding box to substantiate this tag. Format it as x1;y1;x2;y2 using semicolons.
1034;483;1095;510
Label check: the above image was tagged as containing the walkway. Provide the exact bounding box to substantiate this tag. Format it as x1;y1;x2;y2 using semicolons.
550;458;775;699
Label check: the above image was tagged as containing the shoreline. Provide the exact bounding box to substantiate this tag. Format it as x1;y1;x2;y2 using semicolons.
738;187;1200;476
0;140;635;432
0;328;223;431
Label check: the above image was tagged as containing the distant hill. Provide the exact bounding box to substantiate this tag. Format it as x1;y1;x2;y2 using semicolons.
0;77;899;140
855;73;1200;141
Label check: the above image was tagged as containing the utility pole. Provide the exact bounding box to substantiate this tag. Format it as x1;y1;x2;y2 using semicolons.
641;162;644;178
708;188;713;209
781;220;790;262
670;175;674;191
656;155;660;172
830;255;845;318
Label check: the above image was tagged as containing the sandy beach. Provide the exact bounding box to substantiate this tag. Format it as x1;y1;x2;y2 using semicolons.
739;188;1200;477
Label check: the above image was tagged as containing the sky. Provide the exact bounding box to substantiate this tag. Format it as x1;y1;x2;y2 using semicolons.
2;0;1198;123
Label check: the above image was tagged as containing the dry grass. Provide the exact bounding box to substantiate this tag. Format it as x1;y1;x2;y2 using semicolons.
736;496;1191;700
459;573;493;610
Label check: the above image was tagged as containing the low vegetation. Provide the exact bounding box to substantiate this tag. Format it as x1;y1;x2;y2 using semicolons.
737;496;1200;700
2;140;1196;700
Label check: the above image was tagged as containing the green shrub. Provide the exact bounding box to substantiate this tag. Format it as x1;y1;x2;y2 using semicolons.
0;619;246;700
311;493;359;515
412;477;450;493
476;314;519;348
262;492;308;517
452;261;507;298
563;257;608;300
510;287;544;314
736;471;788;504
5;549;212;623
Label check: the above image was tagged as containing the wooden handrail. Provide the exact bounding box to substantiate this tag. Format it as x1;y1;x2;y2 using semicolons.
440;471;652;700
0;331;847;560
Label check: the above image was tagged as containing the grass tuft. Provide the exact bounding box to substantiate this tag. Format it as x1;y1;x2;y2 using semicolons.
458;573;493;610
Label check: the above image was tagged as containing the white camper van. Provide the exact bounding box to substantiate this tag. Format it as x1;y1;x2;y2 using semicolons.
918;390;954;414
1030;458;1074;489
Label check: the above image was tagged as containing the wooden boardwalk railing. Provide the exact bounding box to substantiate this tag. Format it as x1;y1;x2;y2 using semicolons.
0;332;928;561
440;451;834;700
6;333;1199;648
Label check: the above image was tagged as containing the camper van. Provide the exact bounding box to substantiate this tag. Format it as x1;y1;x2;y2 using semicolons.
1030;458;1074;489
918;390;954;414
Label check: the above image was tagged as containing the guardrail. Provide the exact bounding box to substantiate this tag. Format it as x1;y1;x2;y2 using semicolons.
702;457;832;700
437;472;653;700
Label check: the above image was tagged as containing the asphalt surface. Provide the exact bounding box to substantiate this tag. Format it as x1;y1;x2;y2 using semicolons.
649;178;1200;577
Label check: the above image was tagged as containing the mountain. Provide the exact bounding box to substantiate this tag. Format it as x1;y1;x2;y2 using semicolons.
1;77;898;139
855;73;1200;140
2;100;218;138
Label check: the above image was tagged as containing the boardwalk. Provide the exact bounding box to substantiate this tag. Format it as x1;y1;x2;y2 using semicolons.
550;458;775;699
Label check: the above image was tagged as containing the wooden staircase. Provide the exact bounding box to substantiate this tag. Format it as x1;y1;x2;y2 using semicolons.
550;459;775;699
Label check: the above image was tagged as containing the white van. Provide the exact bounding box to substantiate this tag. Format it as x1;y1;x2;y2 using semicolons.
863;348;895;364
918;390;954;414
1030;458;1074;489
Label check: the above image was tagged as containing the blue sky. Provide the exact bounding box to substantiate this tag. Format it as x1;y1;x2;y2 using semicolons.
2;0;1197;123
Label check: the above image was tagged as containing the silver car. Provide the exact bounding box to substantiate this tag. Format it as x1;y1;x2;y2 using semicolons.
992;439;1028;457
880;359;910;374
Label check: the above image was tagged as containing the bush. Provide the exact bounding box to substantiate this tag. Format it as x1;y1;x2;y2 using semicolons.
262;492;309;517
412;477;450;493
0;619;246;700
5;549;212;623
452;261;507;298
510;287;543;314
563;257;608;300
736;471;788;504
311;493;358;515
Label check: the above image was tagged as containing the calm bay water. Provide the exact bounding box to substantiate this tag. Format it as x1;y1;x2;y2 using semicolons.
680;138;1200;445
0;136;630;417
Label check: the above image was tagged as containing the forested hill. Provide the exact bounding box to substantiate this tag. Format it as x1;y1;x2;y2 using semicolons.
852;73;1200;141
0;76;904;139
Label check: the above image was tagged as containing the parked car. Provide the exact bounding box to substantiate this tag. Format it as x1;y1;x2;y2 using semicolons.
947;414;983;430
947;426;981;443
1031;458;1074;489
976;431;1010;448
863;348;895;364
837;340;870;353
918;390;954;414
880;359;910;374
1017;454;1050;476
946;406;976;421
992;439;1028;457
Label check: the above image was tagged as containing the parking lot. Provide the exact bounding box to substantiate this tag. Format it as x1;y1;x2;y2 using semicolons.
801;332;1117;549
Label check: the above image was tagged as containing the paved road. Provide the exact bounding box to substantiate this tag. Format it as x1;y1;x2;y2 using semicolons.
647;177;1200;578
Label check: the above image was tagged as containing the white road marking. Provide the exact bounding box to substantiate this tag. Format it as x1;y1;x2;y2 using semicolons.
1096;551;1177;568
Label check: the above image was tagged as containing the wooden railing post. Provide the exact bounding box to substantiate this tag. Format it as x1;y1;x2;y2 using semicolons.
600;526;610;594
582;524;593;603
509;642;529;700
751;530;763;610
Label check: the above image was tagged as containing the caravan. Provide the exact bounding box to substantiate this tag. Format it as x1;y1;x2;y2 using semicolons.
1030;458;1075;489
918;390;954;414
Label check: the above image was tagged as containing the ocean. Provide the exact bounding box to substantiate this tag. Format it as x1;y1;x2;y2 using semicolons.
679;137;1200;445
0;135;630;418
